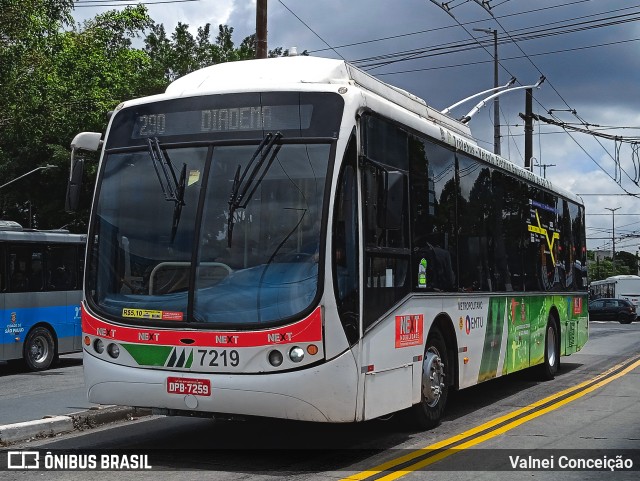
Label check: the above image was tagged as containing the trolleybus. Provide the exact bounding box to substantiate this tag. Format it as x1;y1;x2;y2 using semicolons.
70;56;588;427
0;221;85;370
589;275;640;307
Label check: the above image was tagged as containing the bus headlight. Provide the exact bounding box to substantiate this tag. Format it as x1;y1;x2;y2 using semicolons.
107;343;120;359
289;346;304;363
93;339;105;354
268;350;283;367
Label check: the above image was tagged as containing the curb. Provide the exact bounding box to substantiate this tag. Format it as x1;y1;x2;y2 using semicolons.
0;406;152;446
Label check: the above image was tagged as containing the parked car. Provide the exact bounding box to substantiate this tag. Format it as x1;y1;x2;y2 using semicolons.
588;298;637;324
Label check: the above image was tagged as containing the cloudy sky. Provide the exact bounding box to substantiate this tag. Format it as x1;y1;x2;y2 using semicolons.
72;0;640;255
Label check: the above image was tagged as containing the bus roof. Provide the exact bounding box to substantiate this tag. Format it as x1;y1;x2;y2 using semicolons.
161;56;475;140
0;227;86;244
591;275;640;284
115;56;582;206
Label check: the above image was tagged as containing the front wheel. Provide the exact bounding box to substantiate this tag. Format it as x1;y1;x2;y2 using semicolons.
408;327;448;430
539;317;559;380
23;327;56;371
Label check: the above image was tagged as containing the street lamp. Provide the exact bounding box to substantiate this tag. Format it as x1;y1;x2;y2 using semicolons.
0;164;58;190
473;27;501;155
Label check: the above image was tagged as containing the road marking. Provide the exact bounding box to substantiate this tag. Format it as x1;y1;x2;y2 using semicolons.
341;354;640;481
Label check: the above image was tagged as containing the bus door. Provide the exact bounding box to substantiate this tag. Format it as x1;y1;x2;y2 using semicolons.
359;145;413;419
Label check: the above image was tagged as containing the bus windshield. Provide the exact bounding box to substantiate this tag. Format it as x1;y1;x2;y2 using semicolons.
87;92;342;329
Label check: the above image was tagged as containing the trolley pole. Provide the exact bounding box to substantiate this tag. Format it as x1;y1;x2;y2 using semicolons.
474;28;500;155
256;0;268;59
524;88;534;171
606;206;621;274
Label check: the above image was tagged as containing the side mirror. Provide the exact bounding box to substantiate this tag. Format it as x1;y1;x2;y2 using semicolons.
71;132;102;152
377;169;405;230
65;158;84;213
65;132;101;213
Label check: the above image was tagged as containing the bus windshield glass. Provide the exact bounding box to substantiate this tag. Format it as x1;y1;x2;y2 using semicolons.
87;92;342;328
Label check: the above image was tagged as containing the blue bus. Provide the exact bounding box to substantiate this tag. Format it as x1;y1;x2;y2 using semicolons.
0;220;86;371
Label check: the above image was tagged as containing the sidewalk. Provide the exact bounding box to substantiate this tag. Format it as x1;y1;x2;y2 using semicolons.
0;406;152;446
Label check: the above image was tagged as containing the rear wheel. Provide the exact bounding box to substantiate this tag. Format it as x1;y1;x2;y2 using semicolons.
618;313;632;324
408;327;448;429
23;327;56;371
539;317;559;380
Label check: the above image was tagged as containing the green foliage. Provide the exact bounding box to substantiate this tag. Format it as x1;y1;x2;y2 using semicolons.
587;250;637;281
0;2;264;232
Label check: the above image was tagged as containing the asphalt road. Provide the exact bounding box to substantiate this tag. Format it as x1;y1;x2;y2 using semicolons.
0;353;97;425
2;320;639;480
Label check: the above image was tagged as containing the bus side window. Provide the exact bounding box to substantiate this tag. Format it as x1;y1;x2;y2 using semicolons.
0;246;4;291
29;254;44;291
47;246;78;291
10;259;29;292
361;115;411;328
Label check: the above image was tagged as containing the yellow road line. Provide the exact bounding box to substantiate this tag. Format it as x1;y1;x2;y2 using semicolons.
341;355;640;481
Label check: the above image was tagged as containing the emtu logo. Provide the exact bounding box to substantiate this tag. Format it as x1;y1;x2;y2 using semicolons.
465;315;484;335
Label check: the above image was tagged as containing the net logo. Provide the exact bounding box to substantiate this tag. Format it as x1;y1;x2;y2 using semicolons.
573;297;583;314
7;451;40;469
395;314;424;348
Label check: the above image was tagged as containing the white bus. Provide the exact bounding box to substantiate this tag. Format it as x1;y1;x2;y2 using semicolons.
589;275;640;307
69;56;588;428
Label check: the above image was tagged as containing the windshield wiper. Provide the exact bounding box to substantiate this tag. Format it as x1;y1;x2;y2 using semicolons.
227;132;282;247
147;137;186;242
147;137;182;203
170;163;187;242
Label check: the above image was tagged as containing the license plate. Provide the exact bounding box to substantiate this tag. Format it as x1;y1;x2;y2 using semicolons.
167;377;211;396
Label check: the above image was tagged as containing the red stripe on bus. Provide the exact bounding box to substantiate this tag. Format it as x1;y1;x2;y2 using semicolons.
81;303;323;347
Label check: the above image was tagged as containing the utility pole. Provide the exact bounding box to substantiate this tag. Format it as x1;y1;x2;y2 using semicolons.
533;159;556;179
605;206;621;274
524;88;533;171
256;0;268;59
474;28;500;155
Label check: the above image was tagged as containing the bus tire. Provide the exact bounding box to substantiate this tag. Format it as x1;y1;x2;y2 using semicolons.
618;313;632;324
23;327;56;371
408;327;448;430
539;317;559;380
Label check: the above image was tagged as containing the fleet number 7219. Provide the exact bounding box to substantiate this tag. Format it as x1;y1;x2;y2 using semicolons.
197;349;240;367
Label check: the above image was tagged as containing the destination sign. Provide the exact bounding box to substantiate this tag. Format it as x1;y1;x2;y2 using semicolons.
131;104;313;139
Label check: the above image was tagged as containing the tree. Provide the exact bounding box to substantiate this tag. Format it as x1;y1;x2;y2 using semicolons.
144;23;258;84
0;0;75;227
1;2;275;232
0;4;153;231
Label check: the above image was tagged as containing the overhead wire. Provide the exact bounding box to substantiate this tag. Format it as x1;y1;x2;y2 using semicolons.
352;7;640;68
373;37;640;77
478;2;640;194
308;0;598;54
276;0;345;60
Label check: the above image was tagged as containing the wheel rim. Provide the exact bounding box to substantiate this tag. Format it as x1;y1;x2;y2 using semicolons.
421;346;445;408
546;325;556;368
29;335;49;365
